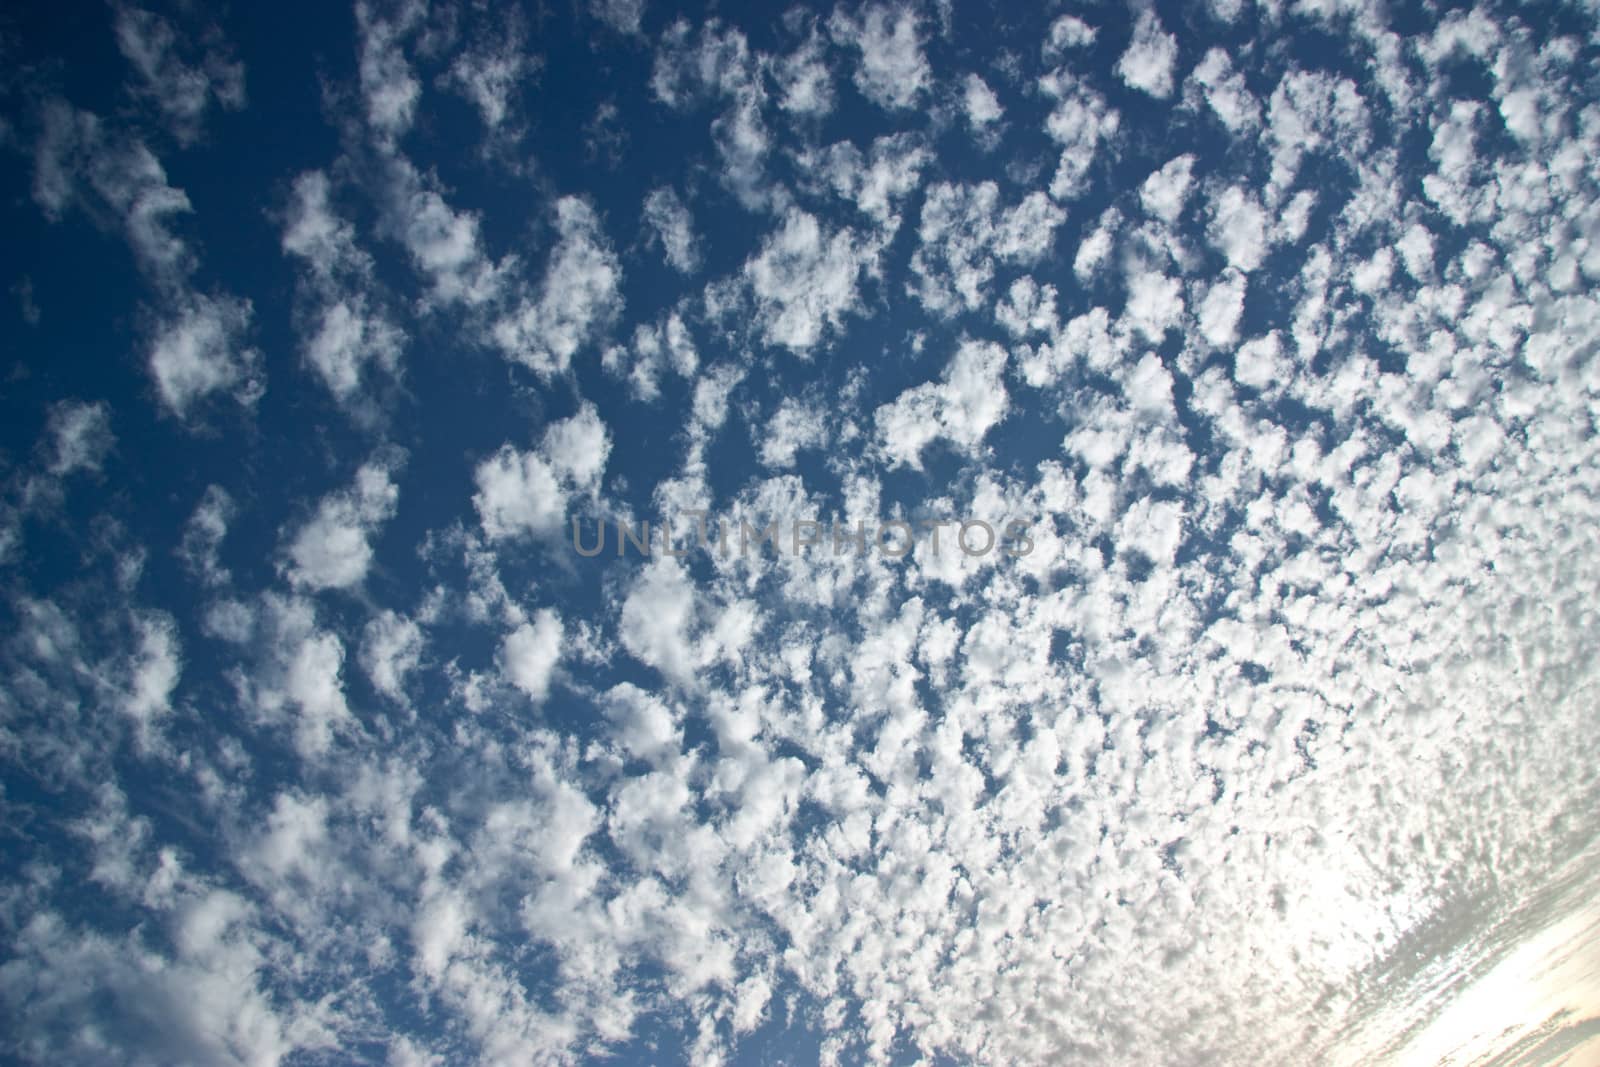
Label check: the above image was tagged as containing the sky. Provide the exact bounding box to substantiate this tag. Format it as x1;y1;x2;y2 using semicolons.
1;0;1599;1064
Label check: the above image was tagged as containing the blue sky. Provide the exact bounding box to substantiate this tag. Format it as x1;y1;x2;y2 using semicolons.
2;0;1599;1064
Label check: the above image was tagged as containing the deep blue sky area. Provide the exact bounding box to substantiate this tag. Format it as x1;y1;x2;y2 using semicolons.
2;0;1599;1064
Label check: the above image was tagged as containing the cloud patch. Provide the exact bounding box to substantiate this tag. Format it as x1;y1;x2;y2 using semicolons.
494;197;623;377
284;455;403;592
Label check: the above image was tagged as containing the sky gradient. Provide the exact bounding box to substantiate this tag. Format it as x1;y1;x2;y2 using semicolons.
2;0;1599;1064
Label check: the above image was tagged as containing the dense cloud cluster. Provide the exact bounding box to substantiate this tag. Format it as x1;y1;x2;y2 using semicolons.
2;1;1599;1065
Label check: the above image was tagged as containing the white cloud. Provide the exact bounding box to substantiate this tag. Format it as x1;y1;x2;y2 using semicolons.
1349;245;1394;295
995;276;1059;338
447;29;532;132
745;209;877;355
910;182;1067;316
43;400;114;477
148;294;263;418
1187;47;1260;132
281;170;404;406
362;610;424;704
0;892;305;1065
16;8;1600;1067
1114;494;1185;565
775;27;834;116
710;92;775;211
1422;100;1486;226
829;3;931;111
619;559;698;685
759;398;829;468
285;455;402;592
500;609;564;703
875;339;1008;468
1396;222;1434;280
643;187;700;274
1040;72;1120;201
494;197;623;376
474;404;612;541
1121;268;1184;341
237;593;354;759
591;0;646;35
1206;184;1270;272
1264;70;1370;201
1196;268;1247;348
542;402;612;493
650;20;775;209
1139;154;1196;223
122;612;180;737
355;0;423;143
690;362;745;441
799;133;931;231
113;5;244;144
731;972;773;1034
1276;188;1316;246
31;100;200;285
606;312;700;401
384;158;508;309
1116;10;1179;99
281;171;355;275
603;683;681;765
202;597;255;643
1233;331;1287;390
303;299;402;403
1074;207;1121;282
1044;14;1096;57
474;447;564;541
650;18;741;107
179;485;234;586
961;74;1003;133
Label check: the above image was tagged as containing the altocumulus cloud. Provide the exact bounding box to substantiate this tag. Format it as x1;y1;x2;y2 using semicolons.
1;2;1599;1067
